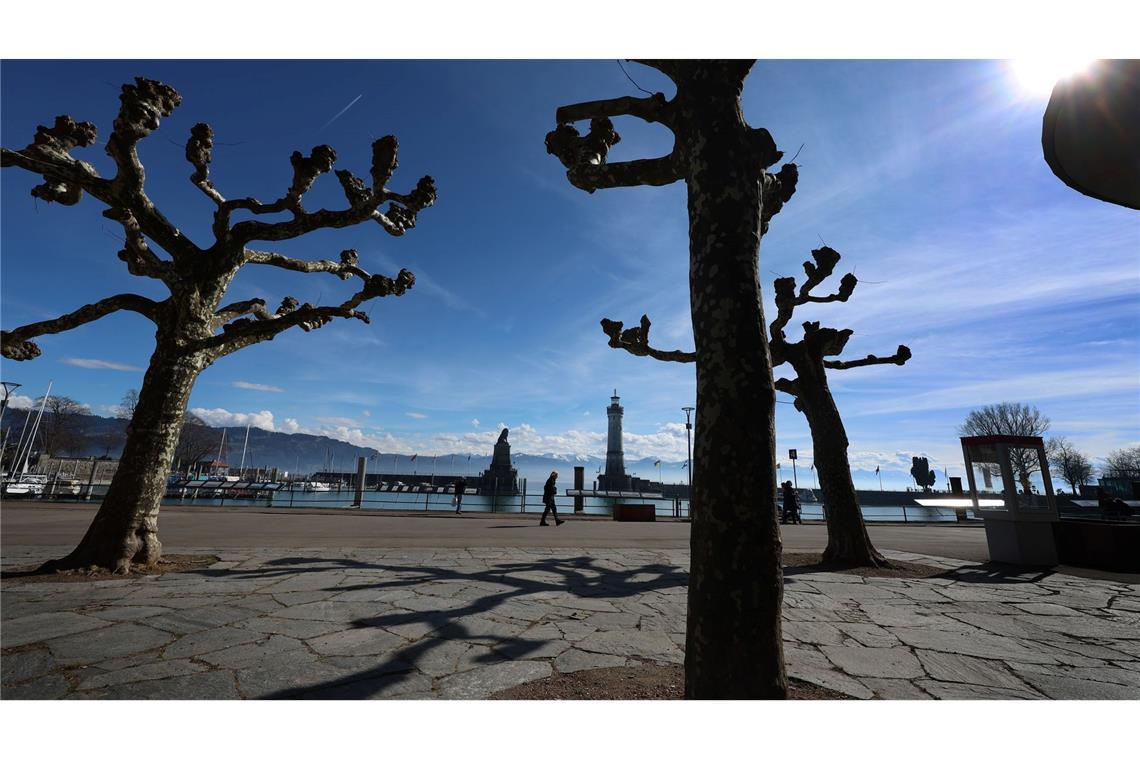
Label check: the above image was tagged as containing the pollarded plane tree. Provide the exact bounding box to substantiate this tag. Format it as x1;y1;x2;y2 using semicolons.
547;60;799;699
768;246;911;568
1;78;435;573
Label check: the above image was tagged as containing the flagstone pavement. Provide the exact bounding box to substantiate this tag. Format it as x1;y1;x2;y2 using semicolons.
3;546;1138;700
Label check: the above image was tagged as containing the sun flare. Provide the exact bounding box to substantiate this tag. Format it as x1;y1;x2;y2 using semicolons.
1009;57;1097;96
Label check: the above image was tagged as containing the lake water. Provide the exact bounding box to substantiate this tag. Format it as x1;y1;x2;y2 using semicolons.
149;486;973;522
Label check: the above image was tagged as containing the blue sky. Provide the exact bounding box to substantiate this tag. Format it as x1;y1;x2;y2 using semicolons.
2;59;1137;488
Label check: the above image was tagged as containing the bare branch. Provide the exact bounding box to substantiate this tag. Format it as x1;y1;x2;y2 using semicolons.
749;128;784;169
244;248;370;283
802;321;854;358
555;92;672;127
228;136;436;245
570;154;682;194
1;294;162;361
200;269;415;359
3;80;199;260
211;298;273;330
546;118;621;174
770;246;857;340
186;122;225;206
2;116;106;205
600;315;695;364
760;163;799;234
102;207;174;283
774;376;801;398
825;345;912;371
774;376;804;412
106;78;181;194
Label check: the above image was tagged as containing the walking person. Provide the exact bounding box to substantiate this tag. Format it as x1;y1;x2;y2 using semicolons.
781;481;801;525
540;470;564;526
453;475;467;514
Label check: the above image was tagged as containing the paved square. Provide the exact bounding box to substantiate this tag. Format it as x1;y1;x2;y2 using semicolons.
3;545;1138;699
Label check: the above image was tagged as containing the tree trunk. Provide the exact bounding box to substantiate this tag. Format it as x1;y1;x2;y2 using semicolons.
681;70;786;699
41;345;206;574
794;358;891;567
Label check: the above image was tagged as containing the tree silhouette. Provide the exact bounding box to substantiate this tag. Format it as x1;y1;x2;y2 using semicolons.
1;77;434;573
911;457;937;492
769;246;911;567
548;60;798;698
959;403;1049;495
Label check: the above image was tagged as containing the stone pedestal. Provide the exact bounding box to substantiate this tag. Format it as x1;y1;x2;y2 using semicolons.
982;518;1058;567
480;429;518;495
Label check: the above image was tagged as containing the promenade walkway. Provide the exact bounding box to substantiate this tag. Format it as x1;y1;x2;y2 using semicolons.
3;504;1138;699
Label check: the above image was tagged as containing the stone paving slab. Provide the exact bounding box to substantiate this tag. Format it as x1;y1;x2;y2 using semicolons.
2;546;1138;700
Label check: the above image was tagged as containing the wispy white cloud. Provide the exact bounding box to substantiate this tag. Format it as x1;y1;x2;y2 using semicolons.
471;418;480;428
62;358;143;371
850;364;1140;417
233;381;285;393
190;408;277;431
4;394;35;410
406;412;427;420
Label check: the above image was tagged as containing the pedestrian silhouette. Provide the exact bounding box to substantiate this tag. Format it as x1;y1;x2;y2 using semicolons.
540;471;564;526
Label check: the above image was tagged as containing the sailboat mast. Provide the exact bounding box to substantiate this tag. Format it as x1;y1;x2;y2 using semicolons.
217;427;227;473
8;406;35;477
19;380;52;475
239;423;251;476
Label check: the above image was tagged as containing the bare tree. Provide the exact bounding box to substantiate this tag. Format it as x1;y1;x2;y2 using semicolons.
2;78;434;573
1045;437;1095;494
910;456;937;492
550;60;799;698
117;389;139;420
36;395;89;457
174;414;217;475
958;402;1050;494
1102;444;1140;478
769;246;911;567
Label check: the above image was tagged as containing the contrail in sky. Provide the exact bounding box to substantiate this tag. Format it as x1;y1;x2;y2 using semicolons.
320;94;363;129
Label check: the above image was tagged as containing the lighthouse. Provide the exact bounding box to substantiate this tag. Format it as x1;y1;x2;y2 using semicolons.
602;389;631;491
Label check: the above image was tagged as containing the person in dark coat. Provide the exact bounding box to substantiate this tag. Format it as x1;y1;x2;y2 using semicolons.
540;470;564;526
453;476;467;514
781;481;802;525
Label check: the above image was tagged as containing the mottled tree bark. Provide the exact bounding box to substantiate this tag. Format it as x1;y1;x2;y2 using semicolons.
549;61;797;698
784;358;886;566
770;247;911;568
46;347;207;573
2;77;434;573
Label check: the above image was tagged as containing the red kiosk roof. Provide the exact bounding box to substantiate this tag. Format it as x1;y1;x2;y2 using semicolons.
960;435;1045;447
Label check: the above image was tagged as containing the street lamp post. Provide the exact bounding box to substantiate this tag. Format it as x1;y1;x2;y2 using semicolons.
682;406;694;501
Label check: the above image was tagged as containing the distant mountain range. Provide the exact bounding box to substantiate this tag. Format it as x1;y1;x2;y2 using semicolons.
6;412;691;484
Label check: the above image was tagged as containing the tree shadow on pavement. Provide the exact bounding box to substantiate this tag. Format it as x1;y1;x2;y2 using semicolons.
186;554;689;699
935;563;1056;585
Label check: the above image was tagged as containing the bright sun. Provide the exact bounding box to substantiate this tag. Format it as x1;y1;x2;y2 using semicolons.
1009;58;1097;96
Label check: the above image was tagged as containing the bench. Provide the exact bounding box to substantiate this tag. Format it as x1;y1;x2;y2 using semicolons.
613;503;656;522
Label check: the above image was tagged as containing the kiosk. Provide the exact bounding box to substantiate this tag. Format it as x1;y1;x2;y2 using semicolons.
961;435;1058;566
